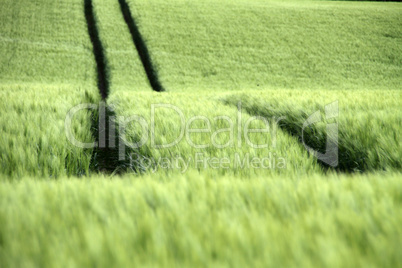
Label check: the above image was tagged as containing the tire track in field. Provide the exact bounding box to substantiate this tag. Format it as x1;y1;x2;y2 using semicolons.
84;0;148;174
223;99;369;173
117;0;165;92
85;0;124;174
84;0;109;99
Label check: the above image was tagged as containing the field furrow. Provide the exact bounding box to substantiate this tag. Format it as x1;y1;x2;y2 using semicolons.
84;0;109;99
117;0;165;92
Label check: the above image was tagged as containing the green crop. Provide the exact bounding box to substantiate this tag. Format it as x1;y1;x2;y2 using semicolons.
126;0;401;91
1;172;401;267
0;0;401;267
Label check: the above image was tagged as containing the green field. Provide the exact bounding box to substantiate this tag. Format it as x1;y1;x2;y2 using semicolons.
0;0;100;177
0;0;401;267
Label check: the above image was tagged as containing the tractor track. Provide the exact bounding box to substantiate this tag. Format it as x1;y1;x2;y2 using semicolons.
84;0;109;99
85;0;122;173
118;0;165;92
84;0;164;174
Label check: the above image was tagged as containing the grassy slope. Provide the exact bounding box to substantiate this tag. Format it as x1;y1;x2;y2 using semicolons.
128;0;401;91
0;0;94;85
0;0;99;177
0;172;401;267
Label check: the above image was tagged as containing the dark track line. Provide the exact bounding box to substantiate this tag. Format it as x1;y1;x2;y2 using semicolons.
238;104;367;173
85;0;124;174
84;0;109;99
118;0;165;92
84;0;162;173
